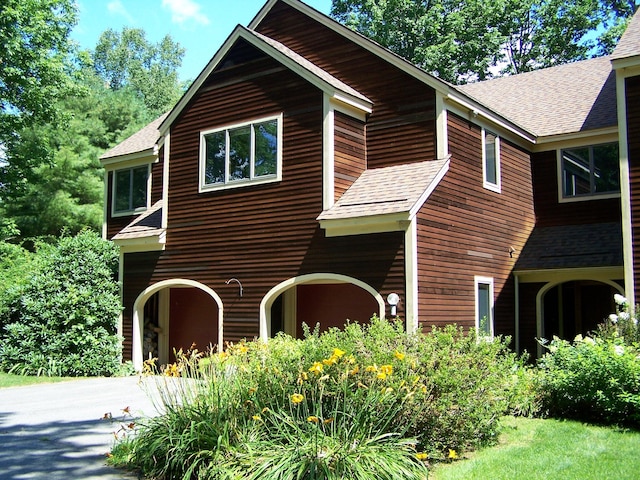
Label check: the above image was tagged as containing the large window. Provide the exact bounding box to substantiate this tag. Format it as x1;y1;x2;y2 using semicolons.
482;129;501;192
475;276;494;338
561;142;619;199
113;165;149;215
200;115;282;191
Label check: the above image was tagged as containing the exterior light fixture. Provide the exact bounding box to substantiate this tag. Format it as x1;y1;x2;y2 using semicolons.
386;293;400;316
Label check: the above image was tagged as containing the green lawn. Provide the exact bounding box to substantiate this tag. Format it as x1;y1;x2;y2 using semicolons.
0;372;74;388
430;416;640;480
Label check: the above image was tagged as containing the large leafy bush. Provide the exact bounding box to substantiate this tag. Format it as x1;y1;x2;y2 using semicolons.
111;318;535;479
0;231;122;376
537;295;640;427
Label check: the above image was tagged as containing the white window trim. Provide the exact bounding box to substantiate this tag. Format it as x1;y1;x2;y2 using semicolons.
474;275;495;338
482;128;501;193
556;146;621;203
111;164;151;217
199;113;283;193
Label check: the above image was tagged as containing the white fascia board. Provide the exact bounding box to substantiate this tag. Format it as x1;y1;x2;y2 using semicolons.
408;157;450;219
532;127;619;152
445;92;536;145
611;56;640;71
100;149;157;169
319;213;411;237
248;0;450;96
113;234;166;254
160;26;372;136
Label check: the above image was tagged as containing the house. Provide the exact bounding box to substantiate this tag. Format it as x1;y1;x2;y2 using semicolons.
100;0;635;369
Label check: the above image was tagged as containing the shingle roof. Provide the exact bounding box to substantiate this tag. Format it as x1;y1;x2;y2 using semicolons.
515;222;622;271
456;56;617;137
612;11;640;60
100;112;168;160
317;158;449;221
112;200;165;241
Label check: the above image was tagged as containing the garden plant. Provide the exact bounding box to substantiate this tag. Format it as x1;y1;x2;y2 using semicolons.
110;318;535;479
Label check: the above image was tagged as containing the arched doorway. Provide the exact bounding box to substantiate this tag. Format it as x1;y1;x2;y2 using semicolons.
132;279;223;371
260;273;385;340
540;280;623;342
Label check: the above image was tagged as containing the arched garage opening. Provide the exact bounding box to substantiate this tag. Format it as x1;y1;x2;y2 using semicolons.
259;273;385;341
537;279;623;354
132;279;223;371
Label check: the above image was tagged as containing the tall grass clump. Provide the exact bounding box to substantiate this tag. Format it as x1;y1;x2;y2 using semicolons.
111;317;535;479
537;294;640;427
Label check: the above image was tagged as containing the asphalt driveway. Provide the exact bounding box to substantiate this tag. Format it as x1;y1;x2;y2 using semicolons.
0;376;163;479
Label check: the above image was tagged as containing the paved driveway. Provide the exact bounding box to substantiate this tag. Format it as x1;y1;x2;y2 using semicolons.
0;376;163;479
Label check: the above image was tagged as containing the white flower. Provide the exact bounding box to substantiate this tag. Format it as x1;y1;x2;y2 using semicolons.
609;314;618;324
614;345;625;356
634;318;638;326
614;294;628;306
584;337;595;345
620;311;631;321
574;334;583;343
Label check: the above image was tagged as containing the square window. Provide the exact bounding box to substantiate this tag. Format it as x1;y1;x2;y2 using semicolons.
561;142;619;199
113;165;149;215
200;115;282;191
483;129;501;192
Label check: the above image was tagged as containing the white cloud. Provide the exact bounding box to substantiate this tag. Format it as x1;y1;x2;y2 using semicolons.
161;0;210;27
107;0;135;23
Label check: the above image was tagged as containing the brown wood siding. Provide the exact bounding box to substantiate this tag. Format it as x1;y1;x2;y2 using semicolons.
255;2;437;169
334;112;366;199
118;40;406;355
151;151;163;204
416;113;535;336
626;75;640;302
531;150;621;227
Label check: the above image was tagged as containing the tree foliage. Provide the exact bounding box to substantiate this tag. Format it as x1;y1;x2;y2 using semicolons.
331;0;639;83
0;231;122;376
93;27;186;114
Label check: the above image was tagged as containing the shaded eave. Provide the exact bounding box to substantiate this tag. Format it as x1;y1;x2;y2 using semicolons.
112;200;166;252
159;24;372;136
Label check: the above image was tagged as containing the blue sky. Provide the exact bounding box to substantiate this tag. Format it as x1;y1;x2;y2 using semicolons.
71;0;333;82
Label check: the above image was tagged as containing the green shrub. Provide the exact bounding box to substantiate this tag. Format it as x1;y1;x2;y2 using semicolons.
0;230;122;376
537;335;640;426
111;318;535;479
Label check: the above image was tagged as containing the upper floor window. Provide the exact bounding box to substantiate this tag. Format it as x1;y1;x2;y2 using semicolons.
482;129;501;193
560;142;619;200
475;276;494;338
200;114;282;192
113;165;149;215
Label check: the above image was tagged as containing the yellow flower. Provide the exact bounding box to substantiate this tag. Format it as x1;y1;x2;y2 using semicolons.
332;348;346;358
416;452;428;461
291;393;304;404
394;350;406;361
309;362;324;375
323;417;334;424
448;449;458;459
380;364;393;376
252;415;261;421
365;364;378;372
349;365;360;376
323;356;338;366
307;416;319;423
377;372;387;380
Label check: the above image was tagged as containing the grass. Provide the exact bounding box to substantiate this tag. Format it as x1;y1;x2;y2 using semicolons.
430;416;640;480
0;372;73;388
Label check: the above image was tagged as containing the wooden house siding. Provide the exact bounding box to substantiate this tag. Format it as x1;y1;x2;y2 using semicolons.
254;1;437;170
334;112;366;200
626;75;640;301
415;113;535;336
531;150;621;227
151;153;163;204
117;39;407;351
